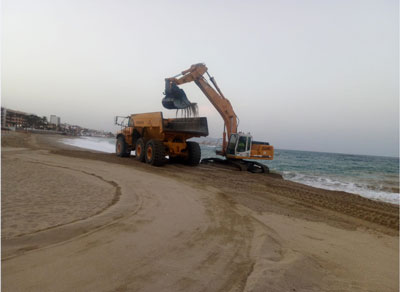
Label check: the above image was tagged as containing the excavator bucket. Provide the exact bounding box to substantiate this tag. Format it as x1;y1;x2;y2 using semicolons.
162;83;191;109
162;82;198;116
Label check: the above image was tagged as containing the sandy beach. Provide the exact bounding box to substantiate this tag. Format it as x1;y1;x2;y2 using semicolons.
2;131;399;292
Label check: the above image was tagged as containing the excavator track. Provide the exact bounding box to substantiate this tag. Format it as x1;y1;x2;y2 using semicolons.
201;158;269;174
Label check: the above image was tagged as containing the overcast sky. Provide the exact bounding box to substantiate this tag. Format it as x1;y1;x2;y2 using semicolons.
2;0;399;157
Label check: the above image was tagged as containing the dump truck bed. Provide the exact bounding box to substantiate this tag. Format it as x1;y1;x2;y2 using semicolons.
164;117;208;136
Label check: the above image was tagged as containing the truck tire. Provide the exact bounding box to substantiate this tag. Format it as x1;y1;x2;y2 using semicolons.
135;138;146;162
185;141;201;165
116;136;130;157
145;140;166;166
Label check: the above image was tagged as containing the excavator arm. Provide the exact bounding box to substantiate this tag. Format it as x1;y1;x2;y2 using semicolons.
163;63;238;152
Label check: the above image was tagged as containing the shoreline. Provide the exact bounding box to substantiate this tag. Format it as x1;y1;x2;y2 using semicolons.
57;134;400;205
2;131;399;291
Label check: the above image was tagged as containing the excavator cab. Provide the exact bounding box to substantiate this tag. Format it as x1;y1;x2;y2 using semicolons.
226;133;252;158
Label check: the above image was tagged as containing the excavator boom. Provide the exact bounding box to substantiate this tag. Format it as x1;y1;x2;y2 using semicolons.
162;63;274;164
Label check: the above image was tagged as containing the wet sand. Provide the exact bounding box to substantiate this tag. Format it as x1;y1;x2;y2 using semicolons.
2;131;399;292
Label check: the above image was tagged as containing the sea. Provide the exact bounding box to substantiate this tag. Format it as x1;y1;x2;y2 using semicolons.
62;136;399;205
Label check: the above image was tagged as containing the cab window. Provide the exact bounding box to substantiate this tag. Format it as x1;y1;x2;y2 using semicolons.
236;136;247;153
247;137;252;151
227;134;237;155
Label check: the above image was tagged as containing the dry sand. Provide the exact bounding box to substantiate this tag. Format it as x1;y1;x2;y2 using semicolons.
1;131;399;292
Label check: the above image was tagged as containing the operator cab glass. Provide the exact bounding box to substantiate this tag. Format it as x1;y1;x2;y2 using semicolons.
246;136;252;152
227;133;252;157
236;136;247;152
227;134;238;155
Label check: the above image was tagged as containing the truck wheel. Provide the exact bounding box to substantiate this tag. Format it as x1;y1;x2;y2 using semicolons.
135;138;146;162
185;141;201;165
116;136;130;157
145;140;166;166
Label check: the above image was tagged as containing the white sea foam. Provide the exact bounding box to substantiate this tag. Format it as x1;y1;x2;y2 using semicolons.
282;171;399;205
201;145;218;148
62;137;116;153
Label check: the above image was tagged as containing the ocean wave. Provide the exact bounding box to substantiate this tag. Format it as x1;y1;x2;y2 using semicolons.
282;171;399;205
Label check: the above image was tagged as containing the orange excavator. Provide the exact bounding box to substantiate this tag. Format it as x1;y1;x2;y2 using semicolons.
162;63;274;173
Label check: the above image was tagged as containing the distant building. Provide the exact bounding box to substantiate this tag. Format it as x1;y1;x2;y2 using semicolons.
50;115;61;126
1;107;30;128
1;107;5;127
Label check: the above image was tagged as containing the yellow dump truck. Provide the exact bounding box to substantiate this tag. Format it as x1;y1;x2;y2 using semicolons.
115;112;208;166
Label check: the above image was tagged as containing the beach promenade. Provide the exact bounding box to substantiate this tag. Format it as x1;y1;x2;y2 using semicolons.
2;132;399;292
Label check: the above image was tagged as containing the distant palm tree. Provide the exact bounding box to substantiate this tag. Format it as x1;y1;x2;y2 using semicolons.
25;115;42;128
25;115;35;128
41;116;48;129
